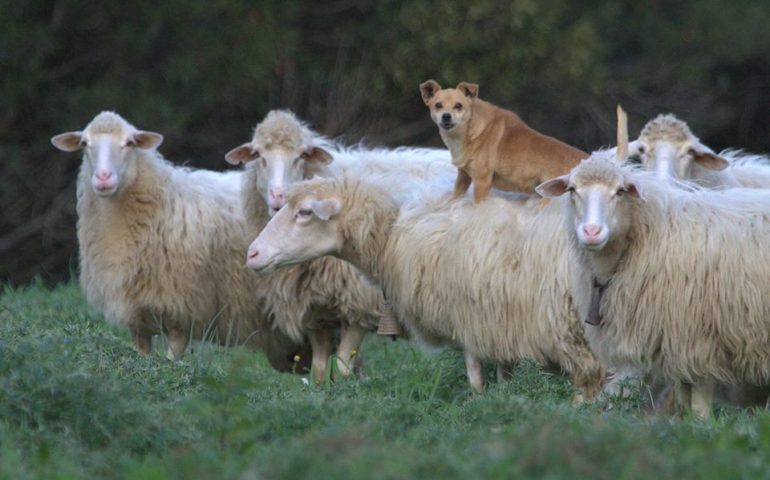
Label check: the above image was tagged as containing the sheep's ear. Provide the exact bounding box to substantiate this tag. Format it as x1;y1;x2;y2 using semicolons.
127;131;163;150
456;82;479;98
626;140;643;164
689;146;729;171
420;80;442;105
622;179;646;202
225;143;257;165
311;198;341;221
51;131;85;152
303;146;333;165
535;175;571;197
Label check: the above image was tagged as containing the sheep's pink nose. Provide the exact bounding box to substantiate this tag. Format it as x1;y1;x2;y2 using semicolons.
95;171;112;181
583;224;602;237
247;247;259;261
269;188;284;203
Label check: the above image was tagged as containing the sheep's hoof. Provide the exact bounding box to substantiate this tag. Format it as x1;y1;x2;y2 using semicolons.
333;362;352;381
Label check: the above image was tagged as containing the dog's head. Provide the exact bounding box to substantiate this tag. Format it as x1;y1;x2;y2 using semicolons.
419;80;477;132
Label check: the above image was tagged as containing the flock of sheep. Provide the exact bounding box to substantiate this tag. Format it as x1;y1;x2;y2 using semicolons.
50;104;770;418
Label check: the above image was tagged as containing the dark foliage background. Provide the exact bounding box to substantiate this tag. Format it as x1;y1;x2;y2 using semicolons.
3;0;770;284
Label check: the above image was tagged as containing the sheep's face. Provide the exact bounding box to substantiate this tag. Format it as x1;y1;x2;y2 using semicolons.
226;143;332;216
245;192;343;273
536;159;644;252
52;128;163;197
632;115;729;181
419;80;477;132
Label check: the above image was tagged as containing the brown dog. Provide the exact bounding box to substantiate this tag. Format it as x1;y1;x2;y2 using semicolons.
420;80;587;203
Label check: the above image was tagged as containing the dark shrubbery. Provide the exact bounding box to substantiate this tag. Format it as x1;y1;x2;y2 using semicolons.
3;0;770;284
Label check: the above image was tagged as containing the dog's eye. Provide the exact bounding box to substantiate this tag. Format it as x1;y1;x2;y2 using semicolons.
435;102;443;109
454;103;462;110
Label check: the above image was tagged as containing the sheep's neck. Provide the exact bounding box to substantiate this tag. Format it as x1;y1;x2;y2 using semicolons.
585;235;629;285
79;156;165;235
241;164;270;230
338;204;399;286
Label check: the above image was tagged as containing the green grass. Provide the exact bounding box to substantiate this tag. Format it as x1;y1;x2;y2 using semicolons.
2;281;770;479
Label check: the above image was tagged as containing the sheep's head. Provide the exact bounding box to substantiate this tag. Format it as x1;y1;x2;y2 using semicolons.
246;178;344;273
536;155;644;251
51;111;163;197
225;110;332;216
631;114;729;181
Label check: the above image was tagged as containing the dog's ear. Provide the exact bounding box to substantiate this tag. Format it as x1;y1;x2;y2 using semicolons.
420;80;442;105
456;82;479;99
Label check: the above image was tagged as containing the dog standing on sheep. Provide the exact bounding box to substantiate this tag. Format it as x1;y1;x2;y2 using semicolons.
420;80;587;203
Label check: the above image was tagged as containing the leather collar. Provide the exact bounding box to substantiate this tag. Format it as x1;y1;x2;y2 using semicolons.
586;275;610;326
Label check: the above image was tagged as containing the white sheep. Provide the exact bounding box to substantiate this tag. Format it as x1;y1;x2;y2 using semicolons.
50;111;311;371
240;159;385;383
629;113;770;188
537;151;770;418
224;110;456;378
243;170;605;399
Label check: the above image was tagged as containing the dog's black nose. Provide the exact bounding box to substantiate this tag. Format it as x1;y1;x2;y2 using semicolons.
441;113;451;122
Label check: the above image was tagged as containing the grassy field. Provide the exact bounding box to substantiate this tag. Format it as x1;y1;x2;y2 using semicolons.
2;281;770;479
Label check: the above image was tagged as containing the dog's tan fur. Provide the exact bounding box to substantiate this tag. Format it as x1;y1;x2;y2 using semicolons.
420;80;587;203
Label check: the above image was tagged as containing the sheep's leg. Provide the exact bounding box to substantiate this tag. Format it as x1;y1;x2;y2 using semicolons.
464;351;485;393
496;363;513;383
664;382;691;414
553;319;605;404
131;327;152;355
165;327;189;360
334;323;367;380
690;381;715;419
472;174;493;205
603;366;641;398
309;329;333;385
451;169;472;200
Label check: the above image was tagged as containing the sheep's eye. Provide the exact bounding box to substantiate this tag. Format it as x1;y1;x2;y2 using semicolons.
638;145;646;154
566;185;575;194
297;208;313;217
454;103;462;110
435;102;443;109
614;189;624;197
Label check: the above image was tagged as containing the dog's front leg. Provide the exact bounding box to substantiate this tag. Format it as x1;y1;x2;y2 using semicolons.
472;173;493;204
451;169;472;200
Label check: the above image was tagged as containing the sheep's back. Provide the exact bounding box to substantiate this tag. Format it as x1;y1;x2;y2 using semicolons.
384;194;574;363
